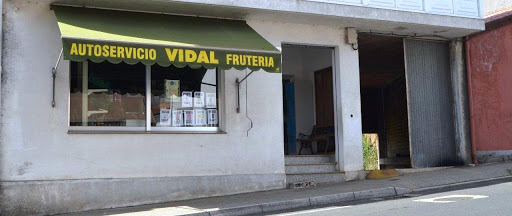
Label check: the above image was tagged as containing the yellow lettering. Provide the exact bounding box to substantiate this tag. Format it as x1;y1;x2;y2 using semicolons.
110;46;117;57
78;44;86;56
102;45;109;56
268;57;274;68
93;45;101;56
233;54;239;65
86;44;94;56
197;51;209;64
246;55;252;65
165;48;179;61
258;56;265;67
144;48;149;60
179;49;184;62
149;49;157;60
210;51;219;64
185;50;197;63
137;48;144;59
240;54;247;66
117;47;125;58
226;54;232;65
252;56;257;66
125;47;133;58
70;43;78;55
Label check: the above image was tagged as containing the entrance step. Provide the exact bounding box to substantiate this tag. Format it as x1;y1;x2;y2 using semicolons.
286;172;345;185
285;155;343;185
285;163;337;174
285;155;335;165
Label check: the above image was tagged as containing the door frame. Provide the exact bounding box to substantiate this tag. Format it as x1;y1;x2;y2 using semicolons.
281;43;338;164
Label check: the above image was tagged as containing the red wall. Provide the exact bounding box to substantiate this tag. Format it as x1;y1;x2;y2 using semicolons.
467;22;512;151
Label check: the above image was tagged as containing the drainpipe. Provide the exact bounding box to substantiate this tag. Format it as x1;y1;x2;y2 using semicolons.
464;36;478;165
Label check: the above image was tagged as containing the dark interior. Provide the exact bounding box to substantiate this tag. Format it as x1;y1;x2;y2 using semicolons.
358;34;411;169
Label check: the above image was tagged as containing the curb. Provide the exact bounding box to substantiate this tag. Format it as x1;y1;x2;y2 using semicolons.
185;187;401;216
186;175;512;216
411;175;512;193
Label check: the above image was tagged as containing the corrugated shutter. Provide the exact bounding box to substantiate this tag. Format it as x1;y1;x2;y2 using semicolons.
404;39;456;168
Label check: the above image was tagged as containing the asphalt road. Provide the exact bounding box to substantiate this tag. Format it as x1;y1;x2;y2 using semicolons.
257;181;512;216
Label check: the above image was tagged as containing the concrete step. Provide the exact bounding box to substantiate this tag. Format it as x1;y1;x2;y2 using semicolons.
285;155;335;165
285;163;338;174
286;172;345;185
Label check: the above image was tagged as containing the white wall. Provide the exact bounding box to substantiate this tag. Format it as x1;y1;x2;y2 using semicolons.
1;0;284;181
248;21;363;172
0;1;363;180
484;0;512;14
308;0;483;18
1;0;364;214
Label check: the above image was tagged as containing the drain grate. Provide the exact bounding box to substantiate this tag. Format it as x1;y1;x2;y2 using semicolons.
288;181;317;189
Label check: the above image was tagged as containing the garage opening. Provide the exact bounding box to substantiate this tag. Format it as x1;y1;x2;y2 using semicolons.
358;34;411;169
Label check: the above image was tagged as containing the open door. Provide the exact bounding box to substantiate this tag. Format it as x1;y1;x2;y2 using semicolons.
404;39;456;168
314;67;334;127
283;81;297;155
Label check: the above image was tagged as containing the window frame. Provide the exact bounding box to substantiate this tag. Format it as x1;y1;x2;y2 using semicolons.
68;60;224;134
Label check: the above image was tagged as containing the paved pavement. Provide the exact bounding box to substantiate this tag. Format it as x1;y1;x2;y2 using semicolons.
61;161;512;216
261;180;512;216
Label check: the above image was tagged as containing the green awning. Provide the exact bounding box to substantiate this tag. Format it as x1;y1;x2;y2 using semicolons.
53;6;281;73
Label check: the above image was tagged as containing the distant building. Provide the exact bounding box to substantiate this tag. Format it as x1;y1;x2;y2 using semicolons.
466;4;512;164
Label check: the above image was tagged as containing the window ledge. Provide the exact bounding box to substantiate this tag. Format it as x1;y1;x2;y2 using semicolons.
67;130;227;135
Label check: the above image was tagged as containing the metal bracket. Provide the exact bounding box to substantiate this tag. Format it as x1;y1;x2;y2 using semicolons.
52;49;63;107
235;71;254;113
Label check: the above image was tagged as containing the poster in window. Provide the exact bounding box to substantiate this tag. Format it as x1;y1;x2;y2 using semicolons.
165;80;180;102
182;91;193;107
207;109;218;126
160;109;171;126
206;93;217;108
172;110;183;127
195;109;207;126
184;110;195;126
194;92;205;107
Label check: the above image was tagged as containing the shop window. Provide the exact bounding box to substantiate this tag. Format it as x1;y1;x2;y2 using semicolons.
151;65;219;129
69;61;221;132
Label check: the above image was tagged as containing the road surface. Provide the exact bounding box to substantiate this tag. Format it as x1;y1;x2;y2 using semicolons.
258;181;512;216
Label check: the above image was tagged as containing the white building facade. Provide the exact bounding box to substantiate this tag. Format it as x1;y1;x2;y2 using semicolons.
0;0;483;215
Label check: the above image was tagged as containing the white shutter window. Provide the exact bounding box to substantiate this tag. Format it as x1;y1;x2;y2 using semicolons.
426;0;454;15
397;0;424;11
454;0;479;17
307;0;363;5
366;0;396;8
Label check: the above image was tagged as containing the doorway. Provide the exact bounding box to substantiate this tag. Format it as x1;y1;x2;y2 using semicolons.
282;45;335;155
358;35;411;169
359;35;457;169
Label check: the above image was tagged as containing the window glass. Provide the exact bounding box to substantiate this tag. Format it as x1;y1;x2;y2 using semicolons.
70;61;146;127
151;65;219;128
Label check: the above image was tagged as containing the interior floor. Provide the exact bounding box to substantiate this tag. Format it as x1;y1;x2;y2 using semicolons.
358;35;411;169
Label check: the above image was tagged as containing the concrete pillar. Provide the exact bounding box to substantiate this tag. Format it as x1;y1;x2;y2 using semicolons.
450;39;472;165
333;33;364;178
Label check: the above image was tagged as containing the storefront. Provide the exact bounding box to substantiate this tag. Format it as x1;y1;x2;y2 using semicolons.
0;0;485;215
55;6;281;132
1;2;364;215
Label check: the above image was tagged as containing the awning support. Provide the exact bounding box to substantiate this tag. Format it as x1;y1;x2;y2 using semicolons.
52;48;63;107
236;71;255;113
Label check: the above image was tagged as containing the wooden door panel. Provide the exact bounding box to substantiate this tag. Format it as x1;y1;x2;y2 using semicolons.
314;67;334;127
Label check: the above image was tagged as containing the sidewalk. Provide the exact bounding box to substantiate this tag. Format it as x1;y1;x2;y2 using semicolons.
64;162;512;216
